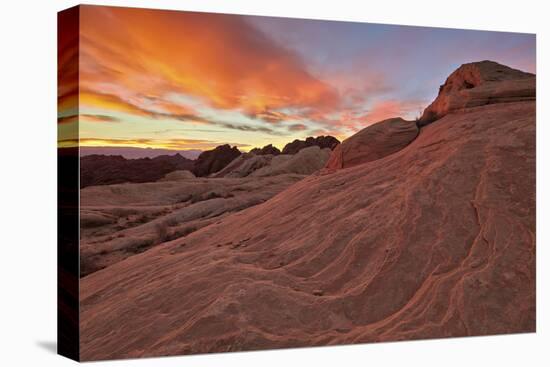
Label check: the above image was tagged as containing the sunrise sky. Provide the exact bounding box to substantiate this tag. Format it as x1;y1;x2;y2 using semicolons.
58;5;536;152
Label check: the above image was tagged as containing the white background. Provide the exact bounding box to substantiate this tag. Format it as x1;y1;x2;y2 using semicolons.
0;0;548;365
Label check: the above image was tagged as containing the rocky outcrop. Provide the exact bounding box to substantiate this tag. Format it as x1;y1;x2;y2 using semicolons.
214;146;332;178
212;153;274;178
282;135;340;154
418;60;535;126
250;146;331;177
326;118;418;170
159;170;196;181
79;173;305;276
80;154;195;188
250;144;281;155
192;144;241;177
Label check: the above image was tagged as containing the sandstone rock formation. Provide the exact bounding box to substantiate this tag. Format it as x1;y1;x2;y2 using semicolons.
79;62;535;360
250;144;281;155
159;170;196;181
80;173;305;276
212;153;274;178
326;118;418;170
250;146;331;177
214;146;332;178
418;60;535;126
282;135;340;154
80;153;195;188
192;144;241;177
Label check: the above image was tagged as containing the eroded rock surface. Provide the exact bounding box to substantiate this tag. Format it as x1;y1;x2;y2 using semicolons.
212;153;275;178
159;170;196;181
79;174;305;276
80;100;535;360
326;118;418;170
251;146;331;177
79;62;535;360
214;146;331;178
418;60;535;125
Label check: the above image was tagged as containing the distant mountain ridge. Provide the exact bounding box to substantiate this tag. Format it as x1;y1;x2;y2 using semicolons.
79;146;202;160
80;154;195;188
76;135;341;186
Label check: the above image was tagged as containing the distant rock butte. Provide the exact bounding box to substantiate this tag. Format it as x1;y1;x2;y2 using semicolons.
282;135;340;154
326;118;418;170
418;60;535;126
192;144;241;177
250;144;281;156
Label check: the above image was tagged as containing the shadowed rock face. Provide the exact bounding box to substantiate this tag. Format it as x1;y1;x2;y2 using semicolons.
418;60;535;126
193;144;241;177
282;135;340;154
250;144;281;155
80;154;195;188
326;118;418;170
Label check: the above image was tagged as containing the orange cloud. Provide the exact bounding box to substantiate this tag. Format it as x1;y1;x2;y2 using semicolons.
361;100;425;125
79;90;199;121
79;6;340;122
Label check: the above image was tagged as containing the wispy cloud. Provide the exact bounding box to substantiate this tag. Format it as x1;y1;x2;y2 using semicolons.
78;6;340;126
288;123;307;131
60;137;250;150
